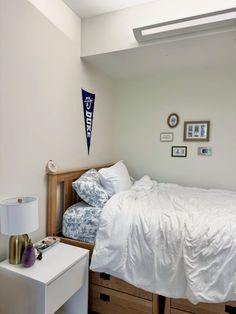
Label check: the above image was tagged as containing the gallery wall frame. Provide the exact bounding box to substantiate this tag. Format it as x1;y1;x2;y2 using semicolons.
167;113;179;128
171;146;187;157
160;132;174;142
184;121;210;141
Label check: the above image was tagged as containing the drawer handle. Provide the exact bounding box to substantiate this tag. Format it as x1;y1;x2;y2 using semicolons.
158;295;165;314
225;305;236;314
100;273;110;280
100;293;110;302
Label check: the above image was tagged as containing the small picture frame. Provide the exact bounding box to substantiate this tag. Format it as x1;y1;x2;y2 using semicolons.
160;132;174;142
171;146;187;157
167;113;179;128
184;121;210;141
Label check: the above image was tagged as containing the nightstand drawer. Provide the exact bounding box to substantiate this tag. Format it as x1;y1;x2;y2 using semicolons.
90;271;152;300
89;284;152;314
47;256;87;314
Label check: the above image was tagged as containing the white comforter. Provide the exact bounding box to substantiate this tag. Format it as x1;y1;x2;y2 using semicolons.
90;176;236;304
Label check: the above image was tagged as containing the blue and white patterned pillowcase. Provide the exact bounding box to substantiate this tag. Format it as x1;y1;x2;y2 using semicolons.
72;169;109;208
62;202;102;243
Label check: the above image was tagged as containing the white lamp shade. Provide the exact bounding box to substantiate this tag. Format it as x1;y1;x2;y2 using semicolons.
0;197;38;235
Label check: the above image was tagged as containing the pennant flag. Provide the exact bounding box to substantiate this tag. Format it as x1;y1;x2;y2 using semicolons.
82;89;95;154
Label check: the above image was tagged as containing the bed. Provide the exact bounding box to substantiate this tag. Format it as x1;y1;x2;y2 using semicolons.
47;162;236;314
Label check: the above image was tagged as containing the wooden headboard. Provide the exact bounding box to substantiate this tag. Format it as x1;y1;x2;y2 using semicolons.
47;163;112;252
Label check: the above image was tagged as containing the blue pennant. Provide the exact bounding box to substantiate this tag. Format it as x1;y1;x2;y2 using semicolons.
82;89;95;154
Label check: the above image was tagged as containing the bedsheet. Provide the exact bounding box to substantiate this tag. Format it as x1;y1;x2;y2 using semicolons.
90;176;236;303
62;201;102;243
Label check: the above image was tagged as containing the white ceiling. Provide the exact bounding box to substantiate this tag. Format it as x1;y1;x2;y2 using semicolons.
63;0;155;18
62;1;236;79
82;30;236;79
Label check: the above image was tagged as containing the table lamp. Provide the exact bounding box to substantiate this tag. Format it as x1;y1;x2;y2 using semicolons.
0;197;38;264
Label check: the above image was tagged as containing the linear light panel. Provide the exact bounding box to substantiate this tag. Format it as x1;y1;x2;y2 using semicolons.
133;7;236;42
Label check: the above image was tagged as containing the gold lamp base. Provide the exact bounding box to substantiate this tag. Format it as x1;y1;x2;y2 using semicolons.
9;234;29;264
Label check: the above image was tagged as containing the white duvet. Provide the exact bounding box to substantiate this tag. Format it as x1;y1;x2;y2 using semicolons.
90;176;236;304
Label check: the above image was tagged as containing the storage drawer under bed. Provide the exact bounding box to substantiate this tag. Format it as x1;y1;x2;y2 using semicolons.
89;284;153;314
171;309;191;314
90;271;152;300
171;298;236;314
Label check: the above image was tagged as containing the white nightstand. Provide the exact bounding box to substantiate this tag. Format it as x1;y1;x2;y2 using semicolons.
0;242;89;314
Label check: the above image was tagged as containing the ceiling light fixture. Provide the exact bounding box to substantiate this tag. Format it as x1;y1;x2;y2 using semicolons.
133;7;236;42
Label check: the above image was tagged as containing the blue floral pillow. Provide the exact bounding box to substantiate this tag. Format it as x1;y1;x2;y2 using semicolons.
72;169;109;208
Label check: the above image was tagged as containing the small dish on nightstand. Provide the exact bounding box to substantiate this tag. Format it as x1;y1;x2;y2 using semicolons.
34;236;60;253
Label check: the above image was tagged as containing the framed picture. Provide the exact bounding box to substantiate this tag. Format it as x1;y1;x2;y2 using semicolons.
184;121;210;141
171;146;187;157
160;132;174;142
167;113;179;128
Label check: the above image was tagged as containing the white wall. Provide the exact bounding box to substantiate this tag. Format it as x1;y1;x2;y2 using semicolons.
113;68;236;191
82;0;236;56
0;0;113;261
28;0;81;42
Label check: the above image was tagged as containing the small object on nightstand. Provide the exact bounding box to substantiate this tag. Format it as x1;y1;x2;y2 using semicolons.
37;252;43;260
22;239;36;267
34;236;60;253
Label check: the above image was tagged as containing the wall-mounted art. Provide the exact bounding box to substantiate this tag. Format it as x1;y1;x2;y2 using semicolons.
184;121;210;141
81;89;95;154
167;113;179;128
171;146;187;157
160;132;174;142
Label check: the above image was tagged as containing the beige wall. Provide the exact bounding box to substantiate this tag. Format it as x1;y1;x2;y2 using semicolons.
113;68;236;191
0;0;113;260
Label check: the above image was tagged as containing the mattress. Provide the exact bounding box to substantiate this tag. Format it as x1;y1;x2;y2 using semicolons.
62;201;102;243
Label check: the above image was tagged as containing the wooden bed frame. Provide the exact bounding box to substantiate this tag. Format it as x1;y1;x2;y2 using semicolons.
47;163;111;253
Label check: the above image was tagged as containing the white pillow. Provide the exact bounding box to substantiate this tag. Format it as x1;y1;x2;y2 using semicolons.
98;161;132;196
